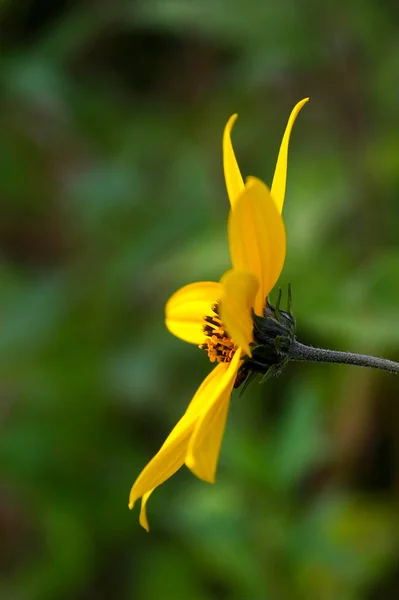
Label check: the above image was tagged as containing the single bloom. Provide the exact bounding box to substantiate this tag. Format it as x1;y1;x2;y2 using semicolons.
129;98;309;530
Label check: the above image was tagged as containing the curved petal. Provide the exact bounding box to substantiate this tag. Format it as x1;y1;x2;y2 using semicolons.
139;490;153;532
223;114;245;208
129;361;227;530
219;269;258;356
185;361;227;418
271;98;309;213
185;349;241;482
165;281;223;345
129;418;193;529
228;177;286;315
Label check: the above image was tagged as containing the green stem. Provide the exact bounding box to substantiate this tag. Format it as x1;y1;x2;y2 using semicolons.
289;340;399;375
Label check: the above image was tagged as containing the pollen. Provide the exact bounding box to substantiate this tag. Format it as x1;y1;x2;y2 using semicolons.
199;302;237;363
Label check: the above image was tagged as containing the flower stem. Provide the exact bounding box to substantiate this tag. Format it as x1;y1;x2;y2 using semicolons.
289;340;399;374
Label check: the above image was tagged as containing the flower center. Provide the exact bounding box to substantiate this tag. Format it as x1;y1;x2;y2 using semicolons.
199;302;237;363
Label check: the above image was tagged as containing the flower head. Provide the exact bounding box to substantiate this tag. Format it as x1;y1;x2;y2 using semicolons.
129;99;309;530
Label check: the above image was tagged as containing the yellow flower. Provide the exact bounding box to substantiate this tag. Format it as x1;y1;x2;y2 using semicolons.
129;98;309;530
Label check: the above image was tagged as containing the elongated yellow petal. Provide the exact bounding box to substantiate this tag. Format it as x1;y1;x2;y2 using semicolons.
129;418;193;520
185;389;230;483
139;490;153;532
185;361;227;418
129;361;227;530
271;98;309;213
228;177;286;315
165;281;223;344
223;114;245;208
219;269;258;356
185;349;241;482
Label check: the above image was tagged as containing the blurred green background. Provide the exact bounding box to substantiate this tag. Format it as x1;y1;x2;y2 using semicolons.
1;1;399;599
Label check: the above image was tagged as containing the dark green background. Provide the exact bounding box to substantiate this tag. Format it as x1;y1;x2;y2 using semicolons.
1;1;399;599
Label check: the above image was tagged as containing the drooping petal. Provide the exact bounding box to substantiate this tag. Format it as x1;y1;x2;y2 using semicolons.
219;269;258;356
129;361;227;530
139;490;153;532
185;349;241;482
185;361;228;418
271;98;309;213
228;177;286;315
129;418;194;529
223;114;245;208
165;281;223;345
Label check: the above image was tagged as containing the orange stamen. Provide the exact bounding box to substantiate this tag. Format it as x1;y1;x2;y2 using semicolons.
198;302;237;364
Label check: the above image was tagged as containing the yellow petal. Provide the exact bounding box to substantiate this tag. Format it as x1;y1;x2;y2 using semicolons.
139;490;153;532
228;177;286;315
271;98;309;213
219;269;258;356
165;281;223;344
129;419;193;522
185;349;241;482
185;361;227;418
129;361;227;530
223;114;245;208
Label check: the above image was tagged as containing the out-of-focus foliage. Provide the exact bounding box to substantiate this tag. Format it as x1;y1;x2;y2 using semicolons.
1;1;399;599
